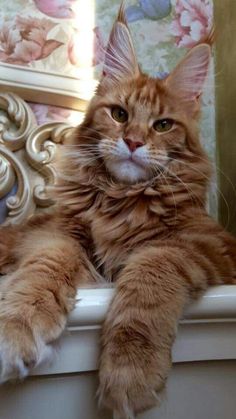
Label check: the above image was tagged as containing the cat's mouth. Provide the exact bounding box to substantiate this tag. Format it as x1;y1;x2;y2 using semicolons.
98;139;169;183
122;154;148;169
104;155;151;184
121;154;168;172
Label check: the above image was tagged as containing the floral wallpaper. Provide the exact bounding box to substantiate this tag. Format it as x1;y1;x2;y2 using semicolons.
28;103;84;125
0;1;213;81
0;0;216;216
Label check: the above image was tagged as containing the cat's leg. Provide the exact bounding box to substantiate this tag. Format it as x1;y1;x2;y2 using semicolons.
0;227;93;383
0;214;53;275
0;225;21;274
98;233;236;417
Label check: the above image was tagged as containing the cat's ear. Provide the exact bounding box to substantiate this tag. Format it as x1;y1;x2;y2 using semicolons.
165;44;211;101
102;3;140;82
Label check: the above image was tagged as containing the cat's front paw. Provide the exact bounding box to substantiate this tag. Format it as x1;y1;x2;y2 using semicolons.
98;325;169;417
0;318;53;383
98;359;165;418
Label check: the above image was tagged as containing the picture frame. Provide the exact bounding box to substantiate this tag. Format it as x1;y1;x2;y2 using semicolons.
0;62;97;111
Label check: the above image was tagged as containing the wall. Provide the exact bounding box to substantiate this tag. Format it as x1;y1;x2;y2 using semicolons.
214;0;236;235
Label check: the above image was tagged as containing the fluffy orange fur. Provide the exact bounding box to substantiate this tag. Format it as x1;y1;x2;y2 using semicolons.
0;6;236;418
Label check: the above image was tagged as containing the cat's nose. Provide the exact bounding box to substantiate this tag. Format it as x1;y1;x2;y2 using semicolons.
123;137;144;152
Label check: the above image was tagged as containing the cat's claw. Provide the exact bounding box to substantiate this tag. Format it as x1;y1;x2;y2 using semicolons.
98;362;164;417
0;352;30;383
113;409;136;419
0;324;53;383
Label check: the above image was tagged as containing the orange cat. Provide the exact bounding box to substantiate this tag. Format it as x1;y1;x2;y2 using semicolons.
0;5;236;418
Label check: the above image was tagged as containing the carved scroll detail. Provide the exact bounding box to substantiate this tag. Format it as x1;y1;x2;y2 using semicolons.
26;122;75;207
0;93;37;151
0;146;34;225
0;153;15;199
0;92;76;225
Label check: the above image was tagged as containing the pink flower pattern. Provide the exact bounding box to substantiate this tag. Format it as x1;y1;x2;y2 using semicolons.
0;16;63;65
171;0;213;48
28;103;72;125
33;0;76;19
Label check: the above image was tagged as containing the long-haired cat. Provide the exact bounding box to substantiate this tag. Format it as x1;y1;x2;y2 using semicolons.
0;5;236;418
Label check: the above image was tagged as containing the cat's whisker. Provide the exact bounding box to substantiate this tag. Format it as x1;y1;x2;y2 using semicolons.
168;159;230;228
160;154;231;226
99;143;117;150
62;154;101;163
167;169;204;211
63;145;100;154
80;126;115;142
63;145;100;150
99;147;120;157
64;152;101;159
150;158;204;212
169;149;236;202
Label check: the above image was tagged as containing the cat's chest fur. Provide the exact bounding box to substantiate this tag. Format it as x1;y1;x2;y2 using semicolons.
61;181;188;281
86;190;170;281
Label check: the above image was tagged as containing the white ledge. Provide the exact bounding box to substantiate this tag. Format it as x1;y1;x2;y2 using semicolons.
68;285;236;328
30;285;236;376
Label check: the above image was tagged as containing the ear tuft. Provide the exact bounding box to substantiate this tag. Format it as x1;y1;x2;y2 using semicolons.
165;44;211;101
103;3;140;82
116;1;128;24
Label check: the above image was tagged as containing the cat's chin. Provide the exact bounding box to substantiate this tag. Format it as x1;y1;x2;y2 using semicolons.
105;159;151;184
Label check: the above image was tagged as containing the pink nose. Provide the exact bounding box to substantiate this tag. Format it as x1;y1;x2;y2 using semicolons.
123;137;144;152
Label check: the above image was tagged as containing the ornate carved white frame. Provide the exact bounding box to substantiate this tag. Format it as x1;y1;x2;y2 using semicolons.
0;92;77;225
0;63;96;111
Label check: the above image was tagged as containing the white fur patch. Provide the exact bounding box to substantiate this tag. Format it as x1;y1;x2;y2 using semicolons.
0;333;53;383
100;138;151;183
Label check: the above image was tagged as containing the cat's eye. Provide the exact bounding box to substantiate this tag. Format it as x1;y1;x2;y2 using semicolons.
153;119;174;133
111;106;128;123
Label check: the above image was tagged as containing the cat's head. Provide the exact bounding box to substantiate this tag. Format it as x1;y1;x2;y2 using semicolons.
75;5;211;186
